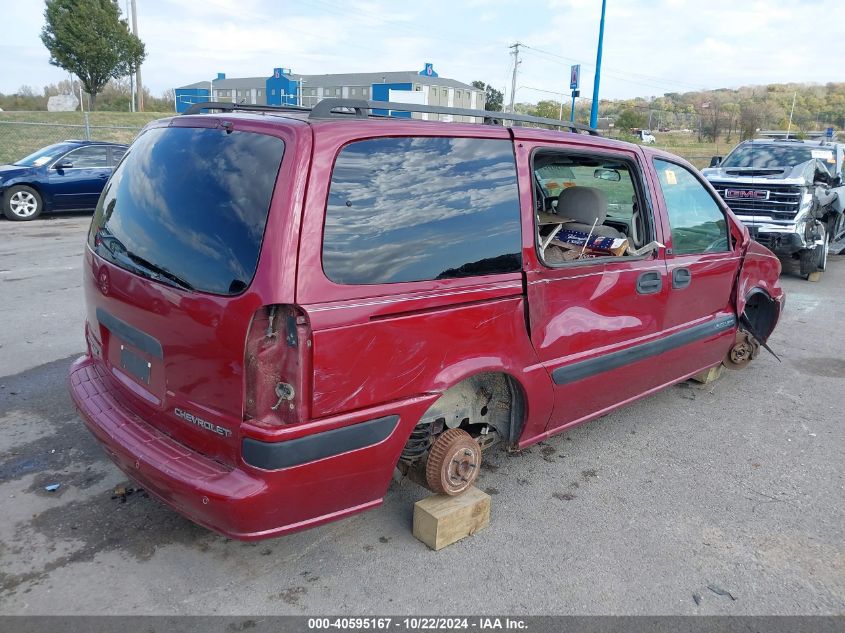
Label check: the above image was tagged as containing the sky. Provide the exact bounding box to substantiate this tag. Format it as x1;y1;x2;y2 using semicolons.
1;0;843;104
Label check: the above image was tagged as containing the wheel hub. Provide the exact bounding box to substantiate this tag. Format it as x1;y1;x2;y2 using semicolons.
724;331;759;369
448;448;478;485
425;428;481;495
9;191;37;217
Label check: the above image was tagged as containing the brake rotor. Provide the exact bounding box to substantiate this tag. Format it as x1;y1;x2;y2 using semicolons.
724;330;759;369
425;428;481;495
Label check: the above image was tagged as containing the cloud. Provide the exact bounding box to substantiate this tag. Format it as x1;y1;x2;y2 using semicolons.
1;0;842;101
323;137;522;284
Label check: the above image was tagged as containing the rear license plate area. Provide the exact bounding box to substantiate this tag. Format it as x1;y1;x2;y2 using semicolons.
120;344;151;384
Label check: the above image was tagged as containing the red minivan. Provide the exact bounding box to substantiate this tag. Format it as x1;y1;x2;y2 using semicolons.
68;99;784;540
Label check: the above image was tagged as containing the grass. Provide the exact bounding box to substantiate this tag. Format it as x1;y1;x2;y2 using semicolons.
0;111;172;164
0;110;731;169
606;131;733;168
0;110;171;125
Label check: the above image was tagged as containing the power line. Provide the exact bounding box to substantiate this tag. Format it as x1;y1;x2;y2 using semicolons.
520;44;706;92
522;43;704;89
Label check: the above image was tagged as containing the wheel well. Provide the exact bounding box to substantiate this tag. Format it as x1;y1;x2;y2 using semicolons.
4;183;44;200
400;372;526;464
742;289;778;343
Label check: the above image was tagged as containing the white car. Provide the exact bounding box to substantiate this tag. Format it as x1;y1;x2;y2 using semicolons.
637;130;656;144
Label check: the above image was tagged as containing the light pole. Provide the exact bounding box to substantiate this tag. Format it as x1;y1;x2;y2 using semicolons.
589;0;607;129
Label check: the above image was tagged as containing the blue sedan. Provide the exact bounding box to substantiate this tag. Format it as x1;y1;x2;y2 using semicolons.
0;140;128;221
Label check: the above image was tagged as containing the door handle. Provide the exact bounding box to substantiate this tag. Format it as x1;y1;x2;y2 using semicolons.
636;270;662;294
672;267;692;289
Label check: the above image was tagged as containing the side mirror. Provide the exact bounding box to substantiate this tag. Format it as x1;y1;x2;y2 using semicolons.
53;161;73;170
709;156;722;168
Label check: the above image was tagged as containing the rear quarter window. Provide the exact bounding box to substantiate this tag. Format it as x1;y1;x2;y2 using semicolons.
322;136;522;285
88;126;284;295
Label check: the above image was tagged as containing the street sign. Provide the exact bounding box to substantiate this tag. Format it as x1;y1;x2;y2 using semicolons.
570;64;580;90
826;127;835;139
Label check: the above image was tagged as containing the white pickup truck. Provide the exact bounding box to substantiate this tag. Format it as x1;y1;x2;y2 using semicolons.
636;129;656;144
702;134;845;281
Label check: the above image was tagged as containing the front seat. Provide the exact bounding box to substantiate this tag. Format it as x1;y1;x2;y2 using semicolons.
556;186;625;239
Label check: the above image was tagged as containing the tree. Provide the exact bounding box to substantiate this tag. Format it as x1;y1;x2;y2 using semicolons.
722;102;739;142
534;99;563;120
616;108;646;131
40;0;145;109
472;80;504;112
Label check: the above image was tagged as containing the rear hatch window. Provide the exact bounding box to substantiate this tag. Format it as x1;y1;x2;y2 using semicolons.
89;125;285;295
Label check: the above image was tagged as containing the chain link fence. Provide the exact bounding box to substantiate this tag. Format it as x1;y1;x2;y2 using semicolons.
0;114;144;164
0;112;718;170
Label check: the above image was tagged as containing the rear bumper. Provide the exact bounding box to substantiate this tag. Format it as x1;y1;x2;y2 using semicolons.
68;355;431;540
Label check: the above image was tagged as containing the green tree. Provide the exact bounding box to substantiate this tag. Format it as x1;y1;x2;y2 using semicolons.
616;108;646;130
40;0;145;110
472;80;504;112
534;99;563;120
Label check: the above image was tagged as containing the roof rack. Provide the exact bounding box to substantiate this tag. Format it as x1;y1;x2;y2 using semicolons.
309;98;600;135
182;101;312;116
181;99;600;136
758;130;838;141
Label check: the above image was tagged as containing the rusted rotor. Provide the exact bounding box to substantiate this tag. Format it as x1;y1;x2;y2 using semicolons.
425;428;481;495
724;330;759;369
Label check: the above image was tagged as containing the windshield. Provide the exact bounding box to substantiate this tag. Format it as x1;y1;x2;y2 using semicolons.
88;126;285;295
721;144;819;169
14;142;75;167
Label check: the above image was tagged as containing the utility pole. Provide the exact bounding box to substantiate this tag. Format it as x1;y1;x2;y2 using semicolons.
130;0;143;111
589;0;607;128
508;42;521;113
125;0;135;111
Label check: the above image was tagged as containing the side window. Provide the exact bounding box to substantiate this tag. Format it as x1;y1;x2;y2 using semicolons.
532;150;653;264
63;146;109;168
322;137;522;285
111;147;126;165
653;159;729;255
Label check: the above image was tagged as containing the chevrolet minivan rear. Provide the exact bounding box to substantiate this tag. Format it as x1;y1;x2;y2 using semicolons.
69;115;401;538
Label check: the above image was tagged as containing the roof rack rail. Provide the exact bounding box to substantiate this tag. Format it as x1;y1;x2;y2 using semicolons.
309;98;600;135
182;101;312;116
758;129;838;141
181;99;601;136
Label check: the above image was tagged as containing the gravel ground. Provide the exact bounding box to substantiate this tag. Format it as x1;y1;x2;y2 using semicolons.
0;215;842;615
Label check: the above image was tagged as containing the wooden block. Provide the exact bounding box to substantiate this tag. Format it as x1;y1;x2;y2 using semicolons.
413;487;490;551
690;364;724;385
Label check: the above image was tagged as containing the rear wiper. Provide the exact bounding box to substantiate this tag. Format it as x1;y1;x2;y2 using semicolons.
121;252;194;291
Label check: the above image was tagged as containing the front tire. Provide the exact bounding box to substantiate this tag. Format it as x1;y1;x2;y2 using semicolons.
799;224;828;281
3;185;43;221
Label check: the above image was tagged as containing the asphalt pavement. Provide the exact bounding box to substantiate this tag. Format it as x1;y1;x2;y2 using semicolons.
0;214;842;615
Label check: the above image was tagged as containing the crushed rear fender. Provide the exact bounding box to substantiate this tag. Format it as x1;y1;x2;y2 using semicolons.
735;240;785;343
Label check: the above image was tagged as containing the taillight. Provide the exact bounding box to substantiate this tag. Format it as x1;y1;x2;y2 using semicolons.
244;305;311;427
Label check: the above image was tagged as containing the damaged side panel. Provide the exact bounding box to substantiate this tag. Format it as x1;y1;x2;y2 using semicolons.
736;240;785;344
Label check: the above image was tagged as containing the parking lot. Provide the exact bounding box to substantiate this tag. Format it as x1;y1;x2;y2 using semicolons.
0;214;842;615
